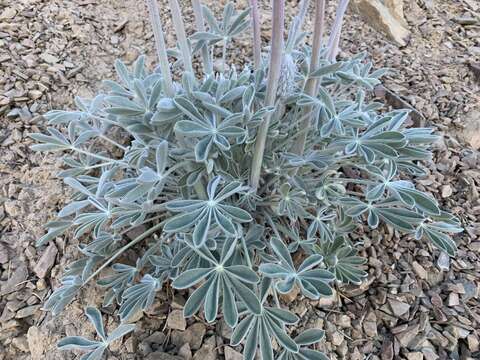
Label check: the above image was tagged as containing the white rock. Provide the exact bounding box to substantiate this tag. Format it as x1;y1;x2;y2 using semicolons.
353;0;410;46
385;0;408;26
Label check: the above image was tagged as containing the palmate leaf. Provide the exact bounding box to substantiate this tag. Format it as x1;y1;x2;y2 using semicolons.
172;239;261;326
273;183;308;220
316;237;367;285
165;176;252;247
260;238;335;300
30;127;72;152
307;207;336;242
44;275;82;316
97;263;137;306
58;307;135;360
174;101;245;162
416;217;462;256
119;274;160;322
277;329;329;360
231;306;300;360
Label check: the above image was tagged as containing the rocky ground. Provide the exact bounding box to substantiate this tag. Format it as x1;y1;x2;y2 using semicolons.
0;0;479;359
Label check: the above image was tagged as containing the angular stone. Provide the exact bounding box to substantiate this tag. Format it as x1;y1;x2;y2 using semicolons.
422;348;439;360
353;0;410;46
224;346;243;360
27;326;46;360
396;324;419;347
336;314;352;329
441;185;453;198
187;323;206;350
362;312;378;339
33;243;58;279
380;339;394;360
388;298;410;317
412;261;427;280
12;336;29;352
0;243;9;264
330;331;344;346
40;53;60;64
467;334;479;352
167;310;186;331
447;292;460;307
171;323;206;350
458;110;480;150
0;264;28;296
192;336;216;360
385;0;407;26
405;352;423;360
178;343;192;360
16;305;41;319
436;252;450;272
143;331;166;346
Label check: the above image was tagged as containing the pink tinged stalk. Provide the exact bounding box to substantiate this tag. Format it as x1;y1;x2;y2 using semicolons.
250;0;285;189
285;0;310;54
145;0;175;97
192;0;213;75
249;0;262;69
291;0;326;155
326;0;350;61
169;0;194;74
331;26;342;60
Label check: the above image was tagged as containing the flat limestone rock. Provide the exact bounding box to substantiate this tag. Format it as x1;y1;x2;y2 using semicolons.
353;0;410;46
385;0;408;26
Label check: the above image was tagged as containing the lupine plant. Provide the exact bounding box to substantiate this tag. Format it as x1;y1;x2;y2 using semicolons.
31;0;462;359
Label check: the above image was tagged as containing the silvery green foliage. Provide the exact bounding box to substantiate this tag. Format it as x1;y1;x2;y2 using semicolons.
30;2;462;359
57;307;135;360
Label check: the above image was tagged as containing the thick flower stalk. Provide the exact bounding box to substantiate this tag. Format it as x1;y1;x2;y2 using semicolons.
169;0;194;73
249;0;262;69
192;0;213;75
327;0;350;61
145;0;174;97
250;0;285;189
291;0;326;156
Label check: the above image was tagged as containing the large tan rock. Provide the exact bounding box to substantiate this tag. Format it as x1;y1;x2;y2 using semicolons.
353;0;410;46
385;0;408;26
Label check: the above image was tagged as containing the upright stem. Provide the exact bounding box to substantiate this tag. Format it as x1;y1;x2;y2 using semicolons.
145;0;205;199
145;0;175;97
192;0;213;75
249;0;262;69
331;27;342;60
222;38;228;73
326;0;350;61
285;0;310;54
250;0;285;189
291;0;325;156
169;0;194;74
